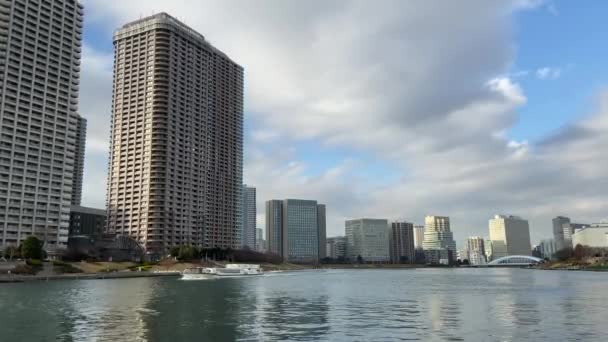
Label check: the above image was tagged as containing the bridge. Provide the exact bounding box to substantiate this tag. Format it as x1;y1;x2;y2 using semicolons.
486;255;544;267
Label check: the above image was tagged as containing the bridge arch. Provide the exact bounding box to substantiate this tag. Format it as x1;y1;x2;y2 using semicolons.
488;255;544;266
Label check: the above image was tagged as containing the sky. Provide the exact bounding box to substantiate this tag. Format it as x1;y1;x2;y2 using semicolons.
77;0;608;247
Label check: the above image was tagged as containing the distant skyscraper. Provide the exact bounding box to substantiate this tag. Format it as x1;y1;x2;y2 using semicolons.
255;228;266;252
552;216;570;251
266;200;283;256
484;238;493;261
0;0;84;254
413;225;425;249
345;218;390;262
466;236;486;265
265;199;326;263
240;185;256;249
422;216;456;252
539;239;556;259
389;221;415;263
489;215;532;258
106;13;244;254
326;236;346;259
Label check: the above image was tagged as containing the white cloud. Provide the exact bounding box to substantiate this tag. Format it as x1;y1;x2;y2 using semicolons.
250;130;280;143
77;1;608;245
536;67;562;80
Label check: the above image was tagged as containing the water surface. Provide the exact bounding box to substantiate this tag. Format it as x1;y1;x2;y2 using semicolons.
1;268;607;341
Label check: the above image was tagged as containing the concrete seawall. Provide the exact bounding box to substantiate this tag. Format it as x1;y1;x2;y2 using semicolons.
0;271;180;283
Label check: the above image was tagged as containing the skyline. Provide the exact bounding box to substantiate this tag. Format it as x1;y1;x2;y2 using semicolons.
76;0;608;243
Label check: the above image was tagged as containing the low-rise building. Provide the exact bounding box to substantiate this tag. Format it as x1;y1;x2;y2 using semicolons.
571;223;608;248
326;236;347;260
69;206;107;237
67;234;144;262
424;248;451;265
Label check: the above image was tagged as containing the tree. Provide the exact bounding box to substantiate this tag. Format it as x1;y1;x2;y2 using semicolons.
573;244;591;260
176;245;201;261
169;246;180;258
3;245;20;260
357;255;363;264
20;236;44;260
553;247;573;262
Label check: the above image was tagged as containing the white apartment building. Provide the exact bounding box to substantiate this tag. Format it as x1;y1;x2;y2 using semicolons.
489;215;532;258
0;0;84;254
345;218;390;262
571;223;608;248
106;13;244;254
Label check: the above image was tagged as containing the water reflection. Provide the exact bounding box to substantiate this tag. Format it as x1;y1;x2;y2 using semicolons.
55;278;158;341
145;278;244;341
256;295;329;340
428;294;463;341
2;269;608;341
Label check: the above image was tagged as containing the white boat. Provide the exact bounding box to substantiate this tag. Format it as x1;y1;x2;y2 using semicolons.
180;264;263;280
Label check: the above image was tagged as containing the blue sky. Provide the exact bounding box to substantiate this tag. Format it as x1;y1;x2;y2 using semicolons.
78;0;608;245
510;1;608;141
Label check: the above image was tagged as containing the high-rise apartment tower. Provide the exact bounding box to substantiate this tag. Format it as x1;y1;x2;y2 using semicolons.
71;115;86;205
106;13;244;254
0;0;84;254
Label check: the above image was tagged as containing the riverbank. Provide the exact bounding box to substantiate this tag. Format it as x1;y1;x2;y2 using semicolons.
538;259;608;272
0;260;310;283
0;271;179;283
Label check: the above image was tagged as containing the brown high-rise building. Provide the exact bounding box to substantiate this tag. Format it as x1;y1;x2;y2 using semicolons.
106;13;243;254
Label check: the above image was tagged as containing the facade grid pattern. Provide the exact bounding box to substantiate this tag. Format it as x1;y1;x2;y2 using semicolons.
106;13;243;254
0;0;83;253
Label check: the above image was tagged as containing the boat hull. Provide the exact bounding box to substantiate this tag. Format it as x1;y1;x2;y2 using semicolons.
180;272;263;280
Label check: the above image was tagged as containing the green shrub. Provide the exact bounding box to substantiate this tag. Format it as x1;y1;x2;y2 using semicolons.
52;261;82;274
26;259;42;266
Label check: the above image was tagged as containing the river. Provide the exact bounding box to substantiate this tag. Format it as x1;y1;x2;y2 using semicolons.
0;268;607;341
